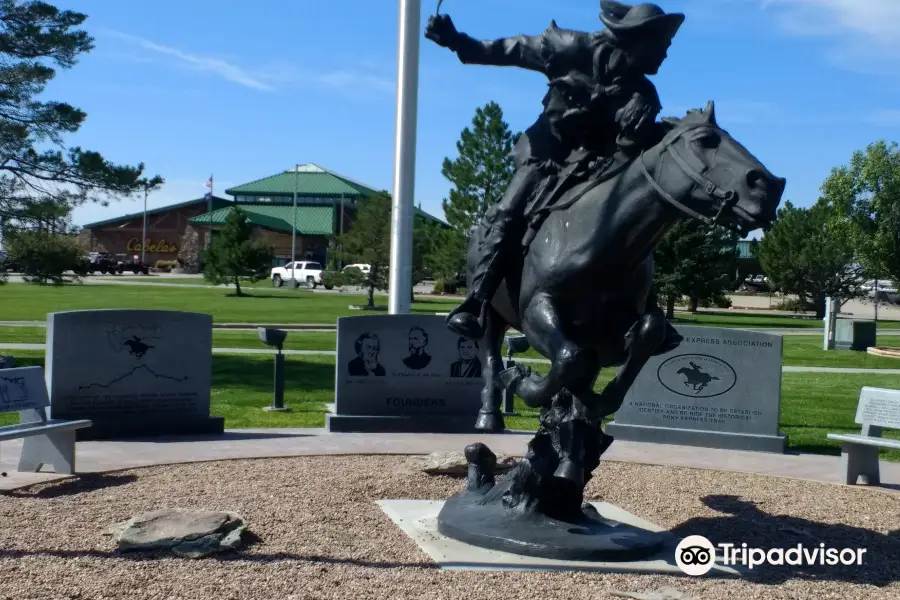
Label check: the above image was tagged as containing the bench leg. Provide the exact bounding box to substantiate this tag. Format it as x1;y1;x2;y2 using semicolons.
18;431;77;475
841;443;881;485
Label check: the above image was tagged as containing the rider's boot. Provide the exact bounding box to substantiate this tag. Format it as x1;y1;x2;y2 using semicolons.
445;222;512;339
446;166;541;339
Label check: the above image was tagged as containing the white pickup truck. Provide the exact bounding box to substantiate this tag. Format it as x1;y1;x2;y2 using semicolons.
271;260;324;289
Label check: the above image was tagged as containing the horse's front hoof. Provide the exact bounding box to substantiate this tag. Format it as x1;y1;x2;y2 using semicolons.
499;364;529;390
475;410;505;433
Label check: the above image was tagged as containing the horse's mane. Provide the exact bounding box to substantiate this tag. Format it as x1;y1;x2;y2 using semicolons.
653;106;714;143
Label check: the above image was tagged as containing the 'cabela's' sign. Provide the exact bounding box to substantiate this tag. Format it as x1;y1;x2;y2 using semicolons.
126;238;178;253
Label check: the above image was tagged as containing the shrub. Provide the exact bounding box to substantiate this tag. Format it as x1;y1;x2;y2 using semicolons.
774;297;811;313
5;230;83;285
154;259;178;272
321;270;345;289
432;278;458;294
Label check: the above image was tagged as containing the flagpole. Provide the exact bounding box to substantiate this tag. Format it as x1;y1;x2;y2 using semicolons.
388;0;420;315
141;184;148;266
206;174;213;248
291;164;298;283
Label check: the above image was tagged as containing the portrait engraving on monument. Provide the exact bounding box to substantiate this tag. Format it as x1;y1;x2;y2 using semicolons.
402;326;432;370
333;315;486;418
346;332;386;376
450;337;482;378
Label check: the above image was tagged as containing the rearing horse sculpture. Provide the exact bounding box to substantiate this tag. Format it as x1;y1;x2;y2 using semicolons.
436;103;785;560
472;101;785;433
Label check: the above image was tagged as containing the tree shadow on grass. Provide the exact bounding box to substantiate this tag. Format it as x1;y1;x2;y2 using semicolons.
219;292;315;300
670;494;900;586
211;354;333;394
671;316;819;329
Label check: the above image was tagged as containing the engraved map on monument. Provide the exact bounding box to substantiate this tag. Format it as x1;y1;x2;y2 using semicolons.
77;325;189;391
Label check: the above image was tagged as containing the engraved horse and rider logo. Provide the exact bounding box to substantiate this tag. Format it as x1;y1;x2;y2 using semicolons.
657;354;737;398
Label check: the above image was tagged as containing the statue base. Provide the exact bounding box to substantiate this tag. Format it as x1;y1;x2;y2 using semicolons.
437;487;665;562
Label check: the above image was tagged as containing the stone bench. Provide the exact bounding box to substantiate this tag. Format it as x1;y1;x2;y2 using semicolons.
826;387;900;485
0;366;91;474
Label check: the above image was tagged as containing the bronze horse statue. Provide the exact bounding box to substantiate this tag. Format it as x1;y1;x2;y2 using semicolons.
469;102;785;433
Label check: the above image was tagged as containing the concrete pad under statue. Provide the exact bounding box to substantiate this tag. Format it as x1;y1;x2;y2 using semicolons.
378;500;740;576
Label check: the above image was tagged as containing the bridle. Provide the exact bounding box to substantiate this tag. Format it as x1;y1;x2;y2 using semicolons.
638;123;742;232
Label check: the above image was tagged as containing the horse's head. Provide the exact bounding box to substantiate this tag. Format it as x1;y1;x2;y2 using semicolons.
645;101;785;236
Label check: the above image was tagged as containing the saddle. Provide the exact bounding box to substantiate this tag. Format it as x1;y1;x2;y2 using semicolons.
522;149;631;251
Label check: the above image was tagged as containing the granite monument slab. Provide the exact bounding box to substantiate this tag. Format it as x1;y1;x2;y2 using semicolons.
856;387;900;430
46;309;223;440
327;314;487;432
605;325;787;452
1;365;50;413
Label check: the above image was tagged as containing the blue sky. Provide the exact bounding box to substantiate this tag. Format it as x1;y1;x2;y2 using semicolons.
54;0;900;233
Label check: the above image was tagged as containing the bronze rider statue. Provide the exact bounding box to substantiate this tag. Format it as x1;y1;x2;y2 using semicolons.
425;1;685;352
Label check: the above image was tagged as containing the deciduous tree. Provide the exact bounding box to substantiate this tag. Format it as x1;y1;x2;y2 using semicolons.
756;199;862;318
819;140;900;285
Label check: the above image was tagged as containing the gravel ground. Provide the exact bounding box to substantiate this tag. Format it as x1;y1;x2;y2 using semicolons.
0;456;898;600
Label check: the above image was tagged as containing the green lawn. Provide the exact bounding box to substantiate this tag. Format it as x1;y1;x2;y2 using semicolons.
2;350;898;461
6;281;900;330
0;282;459;323
5;326;900;369
113;276;275;288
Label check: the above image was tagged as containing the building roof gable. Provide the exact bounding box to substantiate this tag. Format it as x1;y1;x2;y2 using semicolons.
81;196;232;230
224;163;382;198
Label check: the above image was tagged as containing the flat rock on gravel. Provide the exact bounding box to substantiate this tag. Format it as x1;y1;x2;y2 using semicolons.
105;508;248;558
410;450;519;476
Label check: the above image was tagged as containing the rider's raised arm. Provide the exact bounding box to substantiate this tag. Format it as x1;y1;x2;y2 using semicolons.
454;33;545;73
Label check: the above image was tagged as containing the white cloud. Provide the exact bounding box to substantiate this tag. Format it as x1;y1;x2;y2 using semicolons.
100;29;276;91
759;0;900;72
98;29;394;95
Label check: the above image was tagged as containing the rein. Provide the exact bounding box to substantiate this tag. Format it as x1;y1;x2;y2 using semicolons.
638;125;740;231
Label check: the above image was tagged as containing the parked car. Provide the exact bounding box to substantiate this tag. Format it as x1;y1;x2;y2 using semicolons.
86;251;121;274
271;260;324;288
343;263;371;275
114;254;150;275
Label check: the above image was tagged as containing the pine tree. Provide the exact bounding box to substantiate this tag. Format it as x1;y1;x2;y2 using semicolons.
429;102;520;289
201;207;274;296
654;220;739;317
0;1;162;233
336;193;392;307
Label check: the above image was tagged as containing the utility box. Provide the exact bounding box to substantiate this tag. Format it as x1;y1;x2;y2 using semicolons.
834;318;877;351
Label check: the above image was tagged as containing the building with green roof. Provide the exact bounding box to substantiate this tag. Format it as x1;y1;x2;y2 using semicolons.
79;163;447;270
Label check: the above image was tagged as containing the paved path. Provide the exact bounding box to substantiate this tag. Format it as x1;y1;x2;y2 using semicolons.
2;427;898;493
3;343;900;373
